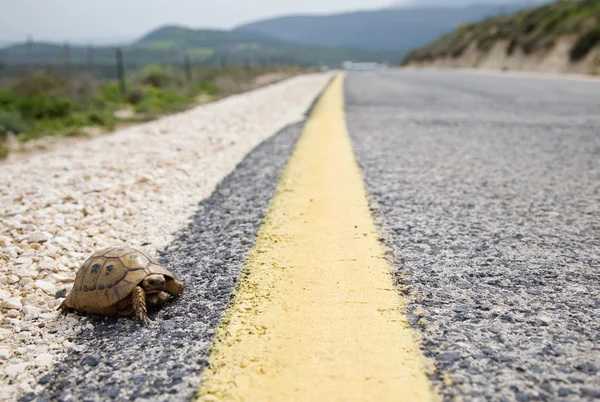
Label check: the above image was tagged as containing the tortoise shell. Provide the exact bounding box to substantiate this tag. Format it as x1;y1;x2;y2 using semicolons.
62;246;174;316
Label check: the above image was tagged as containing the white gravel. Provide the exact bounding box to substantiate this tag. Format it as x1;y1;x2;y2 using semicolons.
0;71;333;401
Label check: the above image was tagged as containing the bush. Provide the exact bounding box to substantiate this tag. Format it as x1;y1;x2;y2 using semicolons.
570;24;600;61
0;110;28;135
126;89;145;105
137;65;174;89
14;96;73;120
0;90;17;108
134;87;189;115
10;72;66;97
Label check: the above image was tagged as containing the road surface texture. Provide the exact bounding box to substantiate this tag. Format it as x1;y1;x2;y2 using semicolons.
345;70;600;401
11;70;599;402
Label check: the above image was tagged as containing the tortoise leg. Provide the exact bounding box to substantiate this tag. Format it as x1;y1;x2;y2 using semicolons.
57;299;75;315
164;278;184;297
147;291;171;307
131;286;150;325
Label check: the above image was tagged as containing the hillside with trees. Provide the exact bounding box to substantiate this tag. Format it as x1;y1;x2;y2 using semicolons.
402;0;600;75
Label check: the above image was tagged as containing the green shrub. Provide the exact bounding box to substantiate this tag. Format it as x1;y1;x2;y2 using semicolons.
99;83;123;104
570;24;600;61
0;110;29;135
10;72;66;97
197;82;219;95
14;96;73;120
126;89;145;105
134;87;189;114
0;90;17;108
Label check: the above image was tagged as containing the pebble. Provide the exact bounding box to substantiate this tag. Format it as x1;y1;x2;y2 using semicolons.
7;309;20;318
4;363;27;377
23;306;42;317
0;348;9;360
27;232;50;244
1;297;22;310
0;289;10;301
35;353;53;366
35;280;56;294
15;257;33;266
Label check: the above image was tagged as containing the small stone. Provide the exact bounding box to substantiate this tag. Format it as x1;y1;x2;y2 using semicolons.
38;374;52;384
51;273;72;283
9;275;19;284
576;363;598;375
39;260;57;271
0;289;10;301
0;348;9;360
18;393;36;402
23;305;42;317
7;309;20;318
1;297;22;310
35;280;56;294
15;257;33;265
4;362;27;376
515;392;531;402
558;388;571;397
35;353;53;366
19;278;33;286
438;351;461;362
14;266;37;278
582;388;600;398
82;356;100;366
407;315;420;325
568;376;584;383
27;232;50;244
40;313;56;320
55;288;67;298
538;316;552;325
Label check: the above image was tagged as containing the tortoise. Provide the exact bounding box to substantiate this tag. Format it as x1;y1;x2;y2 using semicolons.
58;246;184;325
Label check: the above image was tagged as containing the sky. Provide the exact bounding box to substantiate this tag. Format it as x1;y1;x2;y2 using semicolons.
0;0;397;44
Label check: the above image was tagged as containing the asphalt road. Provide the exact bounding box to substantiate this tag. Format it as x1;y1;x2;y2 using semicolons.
345;70;600;401
30;70;600;401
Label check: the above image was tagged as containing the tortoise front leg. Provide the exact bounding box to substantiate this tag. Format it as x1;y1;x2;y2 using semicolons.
165;278;184;297
147;291;171;307
131;286;150;325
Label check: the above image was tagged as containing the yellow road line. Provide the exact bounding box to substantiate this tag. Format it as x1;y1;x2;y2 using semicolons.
196;72;437;401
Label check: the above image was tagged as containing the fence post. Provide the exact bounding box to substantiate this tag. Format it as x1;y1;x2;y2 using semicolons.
115;48;126;96
184;54;192;84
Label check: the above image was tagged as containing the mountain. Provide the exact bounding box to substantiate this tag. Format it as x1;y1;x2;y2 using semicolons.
402;0;600;75
389;0;549;8
0;26;401;69
233;2;548;53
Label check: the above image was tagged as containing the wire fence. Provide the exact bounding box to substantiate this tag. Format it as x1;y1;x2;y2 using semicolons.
0;45;311;84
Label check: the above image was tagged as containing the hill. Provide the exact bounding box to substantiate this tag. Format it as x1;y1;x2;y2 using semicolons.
0;26;400;71
402;0;600;75
233;2;544;53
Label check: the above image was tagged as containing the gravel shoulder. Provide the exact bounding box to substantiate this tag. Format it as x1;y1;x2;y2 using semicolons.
345;70;600;401
0;71;333;401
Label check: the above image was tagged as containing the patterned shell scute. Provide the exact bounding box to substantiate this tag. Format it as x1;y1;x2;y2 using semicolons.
119;252;150;270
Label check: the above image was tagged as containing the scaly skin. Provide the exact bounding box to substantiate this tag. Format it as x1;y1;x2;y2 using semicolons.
131;286;150;325
147;291;171;306
165;278;185;297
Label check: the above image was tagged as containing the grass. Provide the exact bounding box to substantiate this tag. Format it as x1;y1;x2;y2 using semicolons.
403;0;600;64
0;64;305;158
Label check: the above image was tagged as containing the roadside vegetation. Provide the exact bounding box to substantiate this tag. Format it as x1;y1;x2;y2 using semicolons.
0;64;305;158
403;0;600;64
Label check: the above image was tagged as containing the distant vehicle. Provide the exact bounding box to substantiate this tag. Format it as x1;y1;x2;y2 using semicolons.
341;61;386;71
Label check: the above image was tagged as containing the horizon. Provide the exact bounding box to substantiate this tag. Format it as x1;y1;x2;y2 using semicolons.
0;0;395;45
0;0;544;46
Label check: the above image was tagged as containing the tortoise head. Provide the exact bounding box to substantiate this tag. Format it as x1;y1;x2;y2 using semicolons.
141;274;166;294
